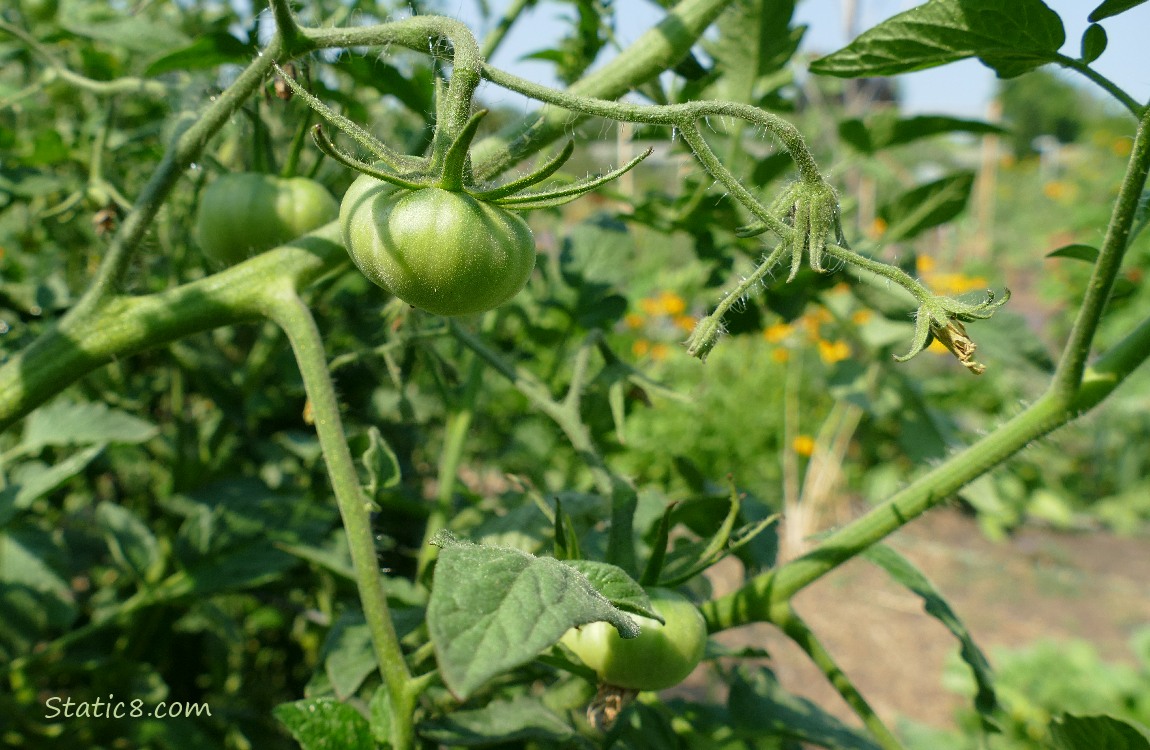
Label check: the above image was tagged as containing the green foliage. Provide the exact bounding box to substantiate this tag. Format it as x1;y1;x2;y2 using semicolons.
1;0;1149;748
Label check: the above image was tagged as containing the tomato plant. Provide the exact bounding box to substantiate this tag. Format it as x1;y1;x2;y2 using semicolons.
195;173;338;265
561;587;707;691
1;0;1148;749
340;177;535;316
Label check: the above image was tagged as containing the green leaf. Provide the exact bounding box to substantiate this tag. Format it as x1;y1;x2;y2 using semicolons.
862;544;999;720
0;529;77;655
708;0;806;98
1080;24;1108;63
0;445;104;527
357;426;401;507
1050;714;1150;750
427;530;640;700
23;400;158;453
809;0;1065;80
879;171;975;241
96;502;162;584
321;612;378;700
728;666;883;749
839;113;1005;154
417;696;578;746
1089;0;1150;22
61;16;189;54
273;698;374;750
1047;243;1100;262
145;30;254;76
562;559;661;621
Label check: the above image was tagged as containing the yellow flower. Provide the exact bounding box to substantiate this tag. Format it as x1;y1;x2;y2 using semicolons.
771;348;790;363
763;322;794;343
658;291;687;316
632;339;651;357
850;309;872;326
793;435;815;457
650;343;670;361
817;339;851;364
916;254;936;275
869;217;887;238
927;339;950;355
639;297;663;316
624;313;646;330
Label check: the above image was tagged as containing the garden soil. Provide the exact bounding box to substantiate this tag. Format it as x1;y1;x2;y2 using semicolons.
694;507;1150;731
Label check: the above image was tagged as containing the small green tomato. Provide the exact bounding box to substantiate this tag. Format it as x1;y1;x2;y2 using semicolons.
195;173;338;266
339;174;536;316
561;587;707;691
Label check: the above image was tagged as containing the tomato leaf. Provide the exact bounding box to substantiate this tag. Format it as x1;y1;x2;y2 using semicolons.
145;29;255;76
809;0;1065;80
22;399;158;453
839;113;1005;154
1050;714;1150;749
1089;0;1150;22
706;0;806;99
274;699;374;750
862;544;999;723
563;559;662;622
417;696;578;745
427;531;640;700
1080;24;1108;63
1047;243;1100;262
878;171;975;242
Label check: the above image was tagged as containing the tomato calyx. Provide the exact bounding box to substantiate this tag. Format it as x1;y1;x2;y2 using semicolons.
273;63;650;212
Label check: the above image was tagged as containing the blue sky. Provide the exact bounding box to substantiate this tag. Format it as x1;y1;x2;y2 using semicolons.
444;0;1150;118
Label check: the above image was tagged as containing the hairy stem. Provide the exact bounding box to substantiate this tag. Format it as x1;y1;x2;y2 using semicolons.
264;288;417;748
1053;104;1150;397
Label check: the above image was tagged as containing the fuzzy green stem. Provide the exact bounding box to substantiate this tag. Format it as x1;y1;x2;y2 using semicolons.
0;226;345;432
1054;54;1146;118
480;66;821;185
471;0;736;177
264;288;417;749
1053;104;1150;398
68;33;289;319
775;607;906;750
702;393;1067;631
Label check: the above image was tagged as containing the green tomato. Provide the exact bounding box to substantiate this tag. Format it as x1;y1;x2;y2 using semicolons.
561;587;708;691
195;173;338;265
340;174;536;316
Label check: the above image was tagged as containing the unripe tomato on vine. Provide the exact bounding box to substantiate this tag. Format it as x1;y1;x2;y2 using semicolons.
274;64;650;316
195;173;338;266
561;587;708;691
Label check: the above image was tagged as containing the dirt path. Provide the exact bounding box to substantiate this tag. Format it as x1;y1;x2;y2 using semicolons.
702;508;1150;730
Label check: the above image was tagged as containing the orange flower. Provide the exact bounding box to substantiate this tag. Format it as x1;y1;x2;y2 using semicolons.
673;314;698;333
771;348;791;363
632;339;651;357
624;313;646;330
869;217;887;238
850;309;872;326
650;343;670;361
